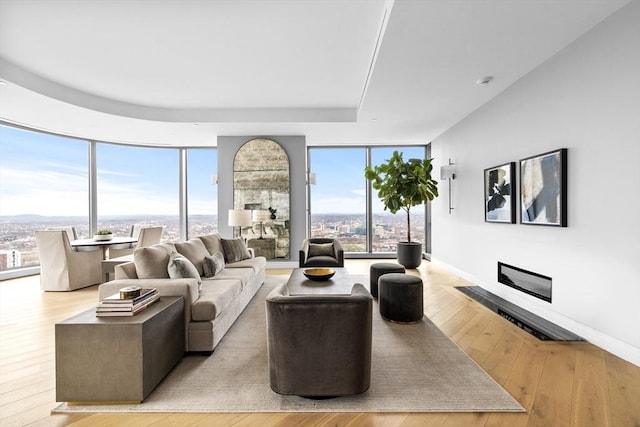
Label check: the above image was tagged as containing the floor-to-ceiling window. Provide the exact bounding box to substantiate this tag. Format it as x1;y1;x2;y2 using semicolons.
308;147;367;252
96;143;180;241
186;148;218;238
308;145;428;256
0;123;220;278
371;146;426;252
0;124;89;271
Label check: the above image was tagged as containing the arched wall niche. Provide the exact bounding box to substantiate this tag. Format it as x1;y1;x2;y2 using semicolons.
233;138;290;260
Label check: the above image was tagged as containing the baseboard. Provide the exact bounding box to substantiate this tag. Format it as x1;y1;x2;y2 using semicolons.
431;257;640;367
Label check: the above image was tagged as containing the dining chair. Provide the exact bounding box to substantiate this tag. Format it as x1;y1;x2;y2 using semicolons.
108;226;164;258
46;226;78;241
35;230;103;291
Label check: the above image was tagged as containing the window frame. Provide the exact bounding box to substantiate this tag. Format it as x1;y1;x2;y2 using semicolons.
307;144;431;258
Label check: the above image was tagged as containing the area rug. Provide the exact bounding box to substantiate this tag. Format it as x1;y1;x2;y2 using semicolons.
54;275;524;413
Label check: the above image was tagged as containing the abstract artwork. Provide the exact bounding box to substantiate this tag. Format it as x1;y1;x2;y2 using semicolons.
484;162;516;223
520;148;567;227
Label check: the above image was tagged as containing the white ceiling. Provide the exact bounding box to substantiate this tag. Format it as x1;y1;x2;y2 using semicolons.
0;0;631;147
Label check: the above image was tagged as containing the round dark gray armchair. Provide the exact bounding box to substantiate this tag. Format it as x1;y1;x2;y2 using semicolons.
266;282;372;397
299;238;345;268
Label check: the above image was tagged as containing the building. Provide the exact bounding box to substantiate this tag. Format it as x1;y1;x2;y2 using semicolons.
0;249;21;269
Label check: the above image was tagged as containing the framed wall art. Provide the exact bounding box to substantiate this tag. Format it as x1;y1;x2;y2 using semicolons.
520;148;567;227
484;162;516;223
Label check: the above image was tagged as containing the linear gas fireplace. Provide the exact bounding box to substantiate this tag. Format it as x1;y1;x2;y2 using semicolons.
455;262;580;341
498;262;552;303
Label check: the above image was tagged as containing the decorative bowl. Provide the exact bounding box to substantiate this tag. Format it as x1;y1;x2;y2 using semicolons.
303;268;335;281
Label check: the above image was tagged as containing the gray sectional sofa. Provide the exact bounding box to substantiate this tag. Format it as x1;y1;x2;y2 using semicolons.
97;233;266;354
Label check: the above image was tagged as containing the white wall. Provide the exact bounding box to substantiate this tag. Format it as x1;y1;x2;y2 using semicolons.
431;0;640;366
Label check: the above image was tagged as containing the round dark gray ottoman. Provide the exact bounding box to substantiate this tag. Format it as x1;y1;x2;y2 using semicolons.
369;263;405;299
378;273;423;323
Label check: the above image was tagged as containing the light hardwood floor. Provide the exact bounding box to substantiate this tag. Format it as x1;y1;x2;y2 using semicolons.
1;260;638;427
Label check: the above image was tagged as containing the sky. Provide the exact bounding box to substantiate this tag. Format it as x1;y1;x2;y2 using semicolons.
0;125;217;216
309;146;425;214
1;124;426;217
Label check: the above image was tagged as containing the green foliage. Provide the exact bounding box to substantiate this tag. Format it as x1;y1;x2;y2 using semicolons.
95;229;113;235
364;151;438;242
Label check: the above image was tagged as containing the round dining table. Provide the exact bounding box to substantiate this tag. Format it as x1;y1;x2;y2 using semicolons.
70;236;138;260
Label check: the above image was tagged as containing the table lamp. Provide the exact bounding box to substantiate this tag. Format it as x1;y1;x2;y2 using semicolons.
228;210;252;239
251;210;270;239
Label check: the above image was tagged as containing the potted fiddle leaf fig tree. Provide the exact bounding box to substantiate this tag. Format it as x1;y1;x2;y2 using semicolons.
364;150;438;268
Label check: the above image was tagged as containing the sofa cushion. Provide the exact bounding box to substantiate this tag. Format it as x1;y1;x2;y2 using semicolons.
221;238;252;263
214;267;255;290
134;245;172;279
198;233;223;256
308;242;334;258
302;256;342;267
168;251;202;283
224;256;266;274
174;239;209;276
202;252;225;278
191;279;242;321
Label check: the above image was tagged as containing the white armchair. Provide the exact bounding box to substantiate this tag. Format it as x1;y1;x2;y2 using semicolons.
35;230;102;291
108;226;164;258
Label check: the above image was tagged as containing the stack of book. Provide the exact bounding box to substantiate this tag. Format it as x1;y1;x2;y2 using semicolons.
96;288;159;317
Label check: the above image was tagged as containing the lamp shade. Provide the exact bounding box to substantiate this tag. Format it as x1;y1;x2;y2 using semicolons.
440;164;456;180
228;209;252;227
252;210;270;222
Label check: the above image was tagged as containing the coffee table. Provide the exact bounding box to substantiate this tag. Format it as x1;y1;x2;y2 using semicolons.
287;267;356;296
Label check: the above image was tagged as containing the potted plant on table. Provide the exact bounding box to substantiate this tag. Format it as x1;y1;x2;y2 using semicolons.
364;151;438;269
268;207;277;220
94;229;113;241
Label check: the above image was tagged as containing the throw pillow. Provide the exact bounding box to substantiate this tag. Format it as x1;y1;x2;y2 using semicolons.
308;242;334;258
202;252;225;278
220;238;252;263
199;233;223;256
134;246;171;279
174;238;209;276
167;251;202;283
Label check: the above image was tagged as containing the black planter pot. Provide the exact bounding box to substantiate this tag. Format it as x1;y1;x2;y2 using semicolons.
397;242;422;269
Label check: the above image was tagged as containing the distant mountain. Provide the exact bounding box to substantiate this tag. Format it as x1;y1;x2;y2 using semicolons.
0;214;86;223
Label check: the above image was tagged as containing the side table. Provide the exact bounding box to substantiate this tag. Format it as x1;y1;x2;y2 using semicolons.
247;238;276;259
55;296;184;403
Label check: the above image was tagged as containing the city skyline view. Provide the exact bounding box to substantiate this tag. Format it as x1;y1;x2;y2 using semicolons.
0;211;425;270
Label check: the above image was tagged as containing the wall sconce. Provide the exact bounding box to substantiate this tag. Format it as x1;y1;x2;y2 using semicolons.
307;172;317;185
228;209;252;239
440;163;456;180
440;159;456;214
